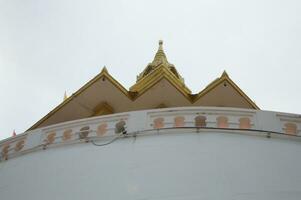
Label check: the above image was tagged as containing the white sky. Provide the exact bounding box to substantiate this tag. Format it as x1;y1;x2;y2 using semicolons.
0;0;301;140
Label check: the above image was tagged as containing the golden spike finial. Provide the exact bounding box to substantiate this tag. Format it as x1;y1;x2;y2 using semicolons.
152;40;167;64
136;40;184;84
158;40;163;50
101;66;108;73
63;91;68;101
221;70;229;77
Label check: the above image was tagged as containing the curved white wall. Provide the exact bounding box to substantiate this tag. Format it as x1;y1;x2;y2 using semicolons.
1;131;301;200
1;107;301;200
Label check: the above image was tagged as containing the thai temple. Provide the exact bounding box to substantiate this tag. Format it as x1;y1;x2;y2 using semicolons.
1;41;301;200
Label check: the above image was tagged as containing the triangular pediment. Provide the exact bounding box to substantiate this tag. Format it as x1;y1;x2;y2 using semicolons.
130;77;191;109
28;68;132;130
193;71;259;109
130;65;191;98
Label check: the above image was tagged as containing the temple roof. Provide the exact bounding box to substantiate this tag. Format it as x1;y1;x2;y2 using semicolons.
28;41;259;131
136;40;184;83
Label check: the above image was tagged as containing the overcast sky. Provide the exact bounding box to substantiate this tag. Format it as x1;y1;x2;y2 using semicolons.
0;0;300;140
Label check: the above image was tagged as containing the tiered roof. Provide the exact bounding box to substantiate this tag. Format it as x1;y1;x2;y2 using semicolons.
28;41;258;130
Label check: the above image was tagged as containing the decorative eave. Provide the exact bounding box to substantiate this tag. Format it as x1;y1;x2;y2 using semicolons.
28;67;130;131
130;64;191;100
195;71;259;109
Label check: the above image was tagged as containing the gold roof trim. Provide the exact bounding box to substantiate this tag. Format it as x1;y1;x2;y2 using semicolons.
195;71;259;109
28;42;260;131
63;91;68;101
28;69;259;131
131;65;191;100
28;67;130;131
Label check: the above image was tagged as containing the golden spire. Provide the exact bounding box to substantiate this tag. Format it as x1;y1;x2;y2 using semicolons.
63;91;68;101
152;40;169;66
137;40;184;82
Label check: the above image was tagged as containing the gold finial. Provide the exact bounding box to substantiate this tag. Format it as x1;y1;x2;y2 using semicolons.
159;40;163;50
63;91;68;101
221;70;229;77
101;66;108;73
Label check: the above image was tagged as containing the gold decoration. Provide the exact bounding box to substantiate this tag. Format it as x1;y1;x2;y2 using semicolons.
136;40;184;83
92;102;114;116
28;41;259;131
63;91;68;101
